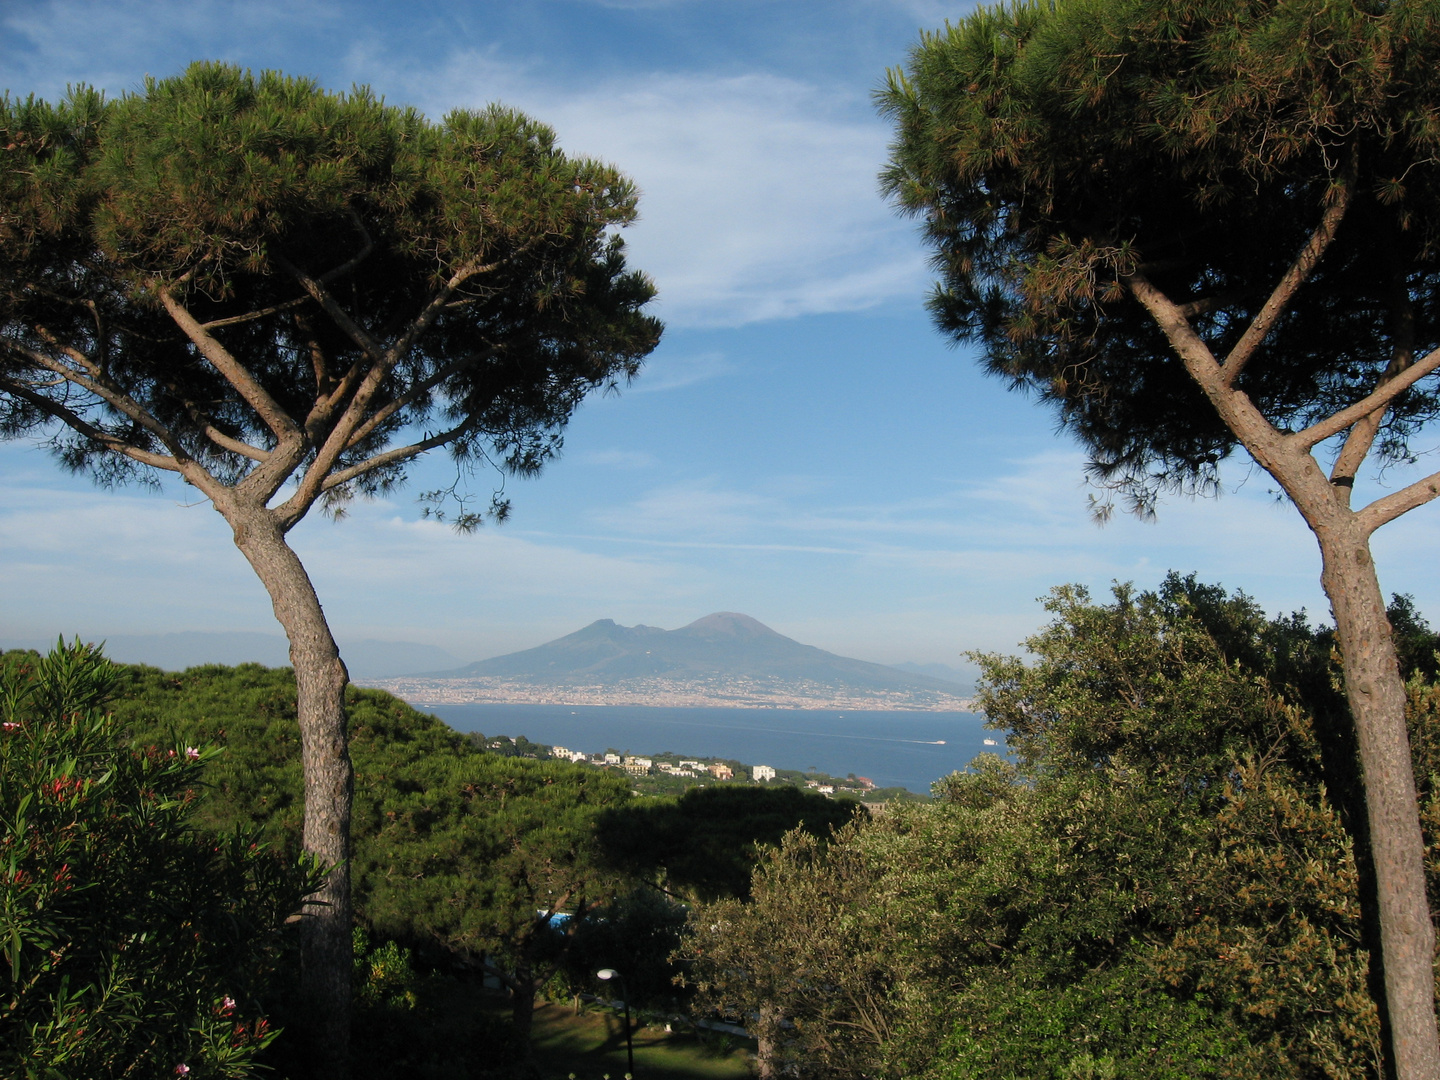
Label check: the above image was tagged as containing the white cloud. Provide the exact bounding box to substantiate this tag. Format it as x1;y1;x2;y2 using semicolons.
387;63;928;328
574;448;658;469
633;351;733;393
5;3;931;331
0;479;703;658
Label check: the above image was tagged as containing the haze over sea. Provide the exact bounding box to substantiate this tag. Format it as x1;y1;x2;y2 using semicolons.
422;704;999;794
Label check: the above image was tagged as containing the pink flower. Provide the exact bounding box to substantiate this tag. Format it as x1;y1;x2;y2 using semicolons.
185;747;200;760
2;722;17;731
223;996;236;1013
175;1066;190;1076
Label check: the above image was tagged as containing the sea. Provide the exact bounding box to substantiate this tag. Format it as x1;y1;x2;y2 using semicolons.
417;703;1004;795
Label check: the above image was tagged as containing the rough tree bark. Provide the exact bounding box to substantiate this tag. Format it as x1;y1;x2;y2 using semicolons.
755;1005;782;1080
226;503;354;1078
1317;522;1436;1078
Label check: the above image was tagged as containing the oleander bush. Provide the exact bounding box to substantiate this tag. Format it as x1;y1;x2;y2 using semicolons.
0;641;319;1080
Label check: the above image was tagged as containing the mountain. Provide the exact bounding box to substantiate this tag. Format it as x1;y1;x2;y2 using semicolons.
385;613;972;710
887;661;974;693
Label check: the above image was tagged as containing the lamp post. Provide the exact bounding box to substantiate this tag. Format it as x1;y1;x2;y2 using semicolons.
596;968;634;1078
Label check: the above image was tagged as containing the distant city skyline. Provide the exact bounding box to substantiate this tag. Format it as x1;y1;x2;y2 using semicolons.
3;0;1438;673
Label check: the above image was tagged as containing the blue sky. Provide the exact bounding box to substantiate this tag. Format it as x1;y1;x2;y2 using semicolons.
3;0;1438;673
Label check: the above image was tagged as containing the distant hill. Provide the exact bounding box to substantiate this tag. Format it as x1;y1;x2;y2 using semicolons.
0;631;462;681
887;661;974;694
379;613;972;710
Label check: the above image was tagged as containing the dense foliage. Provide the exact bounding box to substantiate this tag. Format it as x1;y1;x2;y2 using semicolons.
100;662;634;1049
0;642;317;1080
90;658;860;1067
597;784;863;901
0;62;662;516
686;577;1440;1080
879;0;1440;508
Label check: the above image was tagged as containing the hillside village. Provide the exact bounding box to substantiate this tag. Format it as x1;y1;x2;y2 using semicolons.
483;733;917;802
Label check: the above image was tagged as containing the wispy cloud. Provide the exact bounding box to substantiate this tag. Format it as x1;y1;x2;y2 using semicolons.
5;3;929;332
634;350;733;393
3;1;344;98
382;63;928;329
877;0;985;29
0;479;704;657
574;448;658;469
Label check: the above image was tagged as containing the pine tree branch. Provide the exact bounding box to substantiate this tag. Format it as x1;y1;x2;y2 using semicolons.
1356;467;1440;535
199;295;310;330
331;352;486;454
282;259;496;511
1330;247;1417;496
0;370;184;476
1290;346;1440;450
158;290;303;445
274;253;386;361
1219;151;1356;388
12;338;199;470
311;425;463;498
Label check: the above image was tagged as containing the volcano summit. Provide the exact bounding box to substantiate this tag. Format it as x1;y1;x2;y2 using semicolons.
367;613;971;710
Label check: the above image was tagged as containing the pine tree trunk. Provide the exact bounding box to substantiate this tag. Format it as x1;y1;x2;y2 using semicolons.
510;965;537;1054
1314;518;1439;1080
227;505;353;1079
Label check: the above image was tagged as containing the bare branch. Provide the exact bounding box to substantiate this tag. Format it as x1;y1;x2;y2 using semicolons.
33;325;103;377
336;353;483;451
303;358;365;437
0;371;184;476
317;211;375;285
275;253;386;360
274;425;466;528
1290;344;1440;450
1357;466;1440;535
1125;272;1306;484
1220;152;1355;387
1125;274;1226;392
319;428;460;491
281;236;538;517
11;340;197;464
158;289;303;444
290;259;496;508
200;295;310;330
194;418;270;462
386;255;495;363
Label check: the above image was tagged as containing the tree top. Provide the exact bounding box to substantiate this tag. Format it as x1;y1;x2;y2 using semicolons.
1;62;661;527
880;0;1440;514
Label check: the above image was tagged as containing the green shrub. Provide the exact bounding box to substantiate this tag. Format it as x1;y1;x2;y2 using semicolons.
0;641;319;1079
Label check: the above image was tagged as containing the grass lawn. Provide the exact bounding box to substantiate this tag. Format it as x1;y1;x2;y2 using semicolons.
502;998;755;1080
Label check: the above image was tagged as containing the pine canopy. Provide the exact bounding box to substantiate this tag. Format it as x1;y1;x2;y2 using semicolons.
880;0;1440;514
0;62;661;523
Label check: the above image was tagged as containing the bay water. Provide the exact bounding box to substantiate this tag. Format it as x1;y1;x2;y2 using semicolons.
419;703;1002;794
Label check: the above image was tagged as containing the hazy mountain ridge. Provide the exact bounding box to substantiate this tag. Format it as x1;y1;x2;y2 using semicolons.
435;612;961;692
383;612;972;710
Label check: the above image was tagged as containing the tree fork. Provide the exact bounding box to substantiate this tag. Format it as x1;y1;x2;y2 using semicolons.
228;506;354;1080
